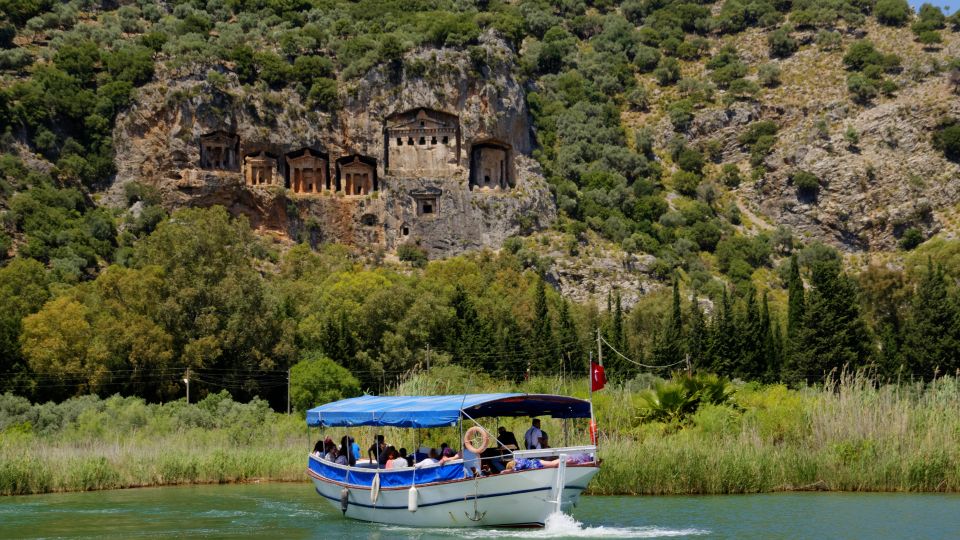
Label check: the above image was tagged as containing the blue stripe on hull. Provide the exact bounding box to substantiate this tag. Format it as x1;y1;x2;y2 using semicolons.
316;484;588;510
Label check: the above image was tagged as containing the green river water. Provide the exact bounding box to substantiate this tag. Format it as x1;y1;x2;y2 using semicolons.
1;483;958;539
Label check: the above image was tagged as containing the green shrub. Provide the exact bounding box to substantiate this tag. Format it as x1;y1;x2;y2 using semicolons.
768;27;798;58
677;147;705;174
654;57;681;86
875;0;911;26
397;242;428;267
668;99;694;131
758;63;781;87
847;73;878;103
720;164;743;188
792;170;820;194
899;227;924;250
673;170;702;196
933;121;960;161
307;78;339;111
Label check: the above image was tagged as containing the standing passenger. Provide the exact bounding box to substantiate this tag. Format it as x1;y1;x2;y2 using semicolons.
524;418;543;450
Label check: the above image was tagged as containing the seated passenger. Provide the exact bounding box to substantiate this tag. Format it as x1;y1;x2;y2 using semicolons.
322;437;338;461
339;436;356;467
384;446;400;469
438;447;461;464
415;448;440;468
497;426;519;450
399;448;414;467
312;440;324;457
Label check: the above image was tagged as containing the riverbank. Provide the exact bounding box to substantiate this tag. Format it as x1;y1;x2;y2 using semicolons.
2;371;959;496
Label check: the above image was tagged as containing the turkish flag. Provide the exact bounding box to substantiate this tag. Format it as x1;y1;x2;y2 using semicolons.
591;361;606;392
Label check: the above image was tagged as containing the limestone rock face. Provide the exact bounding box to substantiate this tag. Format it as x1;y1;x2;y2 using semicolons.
109;33;555;256
749;76;960;251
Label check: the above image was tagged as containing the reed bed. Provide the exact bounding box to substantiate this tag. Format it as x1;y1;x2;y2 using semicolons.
2;371;959;496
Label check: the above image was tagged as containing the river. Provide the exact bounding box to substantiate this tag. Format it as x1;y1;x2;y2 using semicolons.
1;483;957;539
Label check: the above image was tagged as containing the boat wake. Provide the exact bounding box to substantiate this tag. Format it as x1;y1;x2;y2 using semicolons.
380;512;709;539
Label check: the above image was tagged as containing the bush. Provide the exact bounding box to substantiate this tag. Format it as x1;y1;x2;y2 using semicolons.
677;147;705;174
758;63;781;87
397;242;428;267
899;227;924;250
933;121;960;161
768;27;798;58
792;170;820;194
720;164;742;188
634;45;661;72
654;57;681;86
847;73;878;103
843;41;884;72
875;0;911;26
668;99;694;131
307;79;338;110
673;170;702;196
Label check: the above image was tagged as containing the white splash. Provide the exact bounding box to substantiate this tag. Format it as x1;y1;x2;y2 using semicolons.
383;512;709;539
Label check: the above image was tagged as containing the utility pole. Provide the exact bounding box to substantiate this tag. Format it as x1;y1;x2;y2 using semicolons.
426;344;431;372
596;328;603;371
183;369;191;404
287;368;291;415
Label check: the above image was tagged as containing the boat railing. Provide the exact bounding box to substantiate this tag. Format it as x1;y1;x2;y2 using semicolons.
510;445;597;460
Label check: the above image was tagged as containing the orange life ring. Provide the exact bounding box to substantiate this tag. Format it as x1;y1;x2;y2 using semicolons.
463;426;490;454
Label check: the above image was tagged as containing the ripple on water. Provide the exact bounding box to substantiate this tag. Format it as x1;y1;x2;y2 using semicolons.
381;512;710;539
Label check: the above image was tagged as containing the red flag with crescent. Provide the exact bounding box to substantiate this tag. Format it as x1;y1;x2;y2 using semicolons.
591;361;606;392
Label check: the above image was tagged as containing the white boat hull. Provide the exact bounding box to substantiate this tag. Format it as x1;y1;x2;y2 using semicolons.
308;462;599;528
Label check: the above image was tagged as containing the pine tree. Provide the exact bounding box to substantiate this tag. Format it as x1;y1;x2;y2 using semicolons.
902;259;960;379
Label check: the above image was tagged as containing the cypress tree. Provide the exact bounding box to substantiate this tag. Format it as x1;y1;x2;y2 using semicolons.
612;290;625;351
707;288;737;376
652;279;684;369
556;298;582;372
688;295;706;370
532;277;557;374
760;291;780;381
789;260;871;383
736;287;764;380
787;254;805;337
902;259;960;379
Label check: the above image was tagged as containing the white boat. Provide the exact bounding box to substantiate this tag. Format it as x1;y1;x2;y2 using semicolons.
305;393;601;528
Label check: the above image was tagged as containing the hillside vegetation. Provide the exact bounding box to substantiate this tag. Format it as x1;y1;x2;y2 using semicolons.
1;1;960;404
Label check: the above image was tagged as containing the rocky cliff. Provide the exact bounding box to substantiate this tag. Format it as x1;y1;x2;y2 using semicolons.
108;32;555;257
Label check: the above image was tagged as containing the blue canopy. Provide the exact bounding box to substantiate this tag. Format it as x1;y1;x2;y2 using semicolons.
306;393;591;428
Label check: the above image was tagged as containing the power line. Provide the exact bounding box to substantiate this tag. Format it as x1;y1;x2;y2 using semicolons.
599;335;687;370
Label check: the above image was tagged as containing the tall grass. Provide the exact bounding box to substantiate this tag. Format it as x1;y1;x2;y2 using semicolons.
3;371;960;496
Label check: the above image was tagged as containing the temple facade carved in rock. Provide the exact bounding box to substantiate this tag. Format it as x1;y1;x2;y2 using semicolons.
384;108;461;178
200;131;239;170
470;140;513;190
337;155;377;196
286;149;329;194
244;151;278;186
